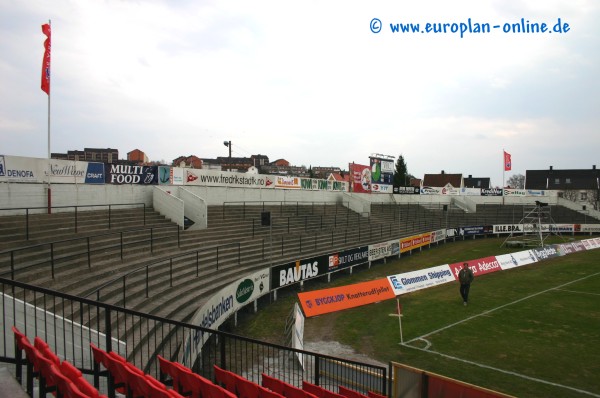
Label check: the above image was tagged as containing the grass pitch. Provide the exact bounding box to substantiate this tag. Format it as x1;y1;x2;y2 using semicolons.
234;237;600;398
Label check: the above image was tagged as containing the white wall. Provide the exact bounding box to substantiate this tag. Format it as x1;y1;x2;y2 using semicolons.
179;187;208;230
152;187;184;228
0;183;153;215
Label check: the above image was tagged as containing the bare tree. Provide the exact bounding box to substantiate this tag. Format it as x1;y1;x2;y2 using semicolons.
506;174;525;189
561;189;579;202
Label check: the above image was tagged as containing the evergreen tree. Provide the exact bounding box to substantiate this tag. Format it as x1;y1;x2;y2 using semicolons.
393;155;409;187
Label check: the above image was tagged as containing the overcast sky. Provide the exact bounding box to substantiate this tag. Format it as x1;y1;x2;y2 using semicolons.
1;0;598;187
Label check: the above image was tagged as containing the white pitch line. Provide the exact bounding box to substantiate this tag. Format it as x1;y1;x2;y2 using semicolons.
405;270;600;344
554;288;600;297
402;344;600;398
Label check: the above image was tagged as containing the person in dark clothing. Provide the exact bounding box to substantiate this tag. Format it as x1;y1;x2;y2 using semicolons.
458;262;474;306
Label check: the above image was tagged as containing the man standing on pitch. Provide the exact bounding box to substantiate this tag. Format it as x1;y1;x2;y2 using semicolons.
459;262;474;306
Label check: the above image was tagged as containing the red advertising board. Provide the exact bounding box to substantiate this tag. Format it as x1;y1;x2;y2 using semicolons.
449;256;502;279
349;163;371;193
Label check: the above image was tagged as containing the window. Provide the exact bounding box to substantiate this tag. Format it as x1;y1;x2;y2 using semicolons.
580;192;587;201
566;178;571;184
477;181;481;187
554;178;560;184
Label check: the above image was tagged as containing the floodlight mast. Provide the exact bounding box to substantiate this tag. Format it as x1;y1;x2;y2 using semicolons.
223;141;231;158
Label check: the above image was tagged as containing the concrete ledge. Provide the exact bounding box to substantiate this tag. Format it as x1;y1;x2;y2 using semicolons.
0;367;29;398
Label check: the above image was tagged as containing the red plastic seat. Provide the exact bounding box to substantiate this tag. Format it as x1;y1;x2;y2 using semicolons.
302;381;326;398
158;355;194;393
61;360;103;398
259;384;286;398
338;386;369;398
56;376;91;398
261;373;291;396
178;368;212;398
285;383;319;398
214;365;238;394
206;382;238;398
90;343;110;369
367;391;386;398
232;372;260;398
34;336;61;366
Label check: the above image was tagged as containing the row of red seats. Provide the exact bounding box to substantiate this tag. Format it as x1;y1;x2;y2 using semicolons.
91;344;184;398
262;373;385;398
157;355;236;398
12;326;106;398
158;355;386;398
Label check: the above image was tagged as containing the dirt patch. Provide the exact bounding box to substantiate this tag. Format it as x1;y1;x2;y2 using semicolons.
302;312;385;367
303;340;386;367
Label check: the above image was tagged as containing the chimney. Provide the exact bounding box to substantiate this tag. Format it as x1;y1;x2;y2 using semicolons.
549;166;553;171
441;170;445;174
593;165;597;170
468;174;472;178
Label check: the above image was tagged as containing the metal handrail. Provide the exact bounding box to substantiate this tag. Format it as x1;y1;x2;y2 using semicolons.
0;203;147;240
0;224;179;280
221;201;350;219
86;241;242;305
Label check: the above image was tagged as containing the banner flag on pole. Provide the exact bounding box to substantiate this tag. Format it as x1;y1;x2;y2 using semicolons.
41;23;51;95
503;151;512;171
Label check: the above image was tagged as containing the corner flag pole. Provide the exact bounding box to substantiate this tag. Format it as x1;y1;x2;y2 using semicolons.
397;298;403;344
502;149;505;205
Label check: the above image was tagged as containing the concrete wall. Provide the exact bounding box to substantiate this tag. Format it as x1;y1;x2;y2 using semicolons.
0;183;153;215
2;183;580;219
152;187;184;228
182;186;348;206
179;187;208;230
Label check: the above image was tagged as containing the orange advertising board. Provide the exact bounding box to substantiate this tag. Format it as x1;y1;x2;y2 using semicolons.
298;278;396;317
400;233;432;253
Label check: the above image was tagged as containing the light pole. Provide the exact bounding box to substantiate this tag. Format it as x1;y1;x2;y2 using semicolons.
223;141;231;171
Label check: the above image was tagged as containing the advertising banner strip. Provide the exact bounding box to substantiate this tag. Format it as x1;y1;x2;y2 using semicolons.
400;233;431;253
272;247;369;290
387;264;454;296
449;256;502;279
298;278;396;317
368;240;400;262
181;268;270;367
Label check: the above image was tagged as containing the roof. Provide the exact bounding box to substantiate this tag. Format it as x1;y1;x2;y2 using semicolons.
463;177;491;189
422;173;462;188
525;168;600;190
328;173;349;182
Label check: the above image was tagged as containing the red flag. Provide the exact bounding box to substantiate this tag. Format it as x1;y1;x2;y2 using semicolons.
503;151;512;171
41;23;51;95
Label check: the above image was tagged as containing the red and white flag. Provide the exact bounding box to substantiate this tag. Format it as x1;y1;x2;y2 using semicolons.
41;23;51;95
503;151;512;171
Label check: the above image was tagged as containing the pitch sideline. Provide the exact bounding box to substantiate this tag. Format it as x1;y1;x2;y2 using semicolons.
401;270;600;397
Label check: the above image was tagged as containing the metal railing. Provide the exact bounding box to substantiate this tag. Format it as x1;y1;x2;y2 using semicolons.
222;201;351;220
0;224;180;281
0;277;387;398
86;241;242;307
0;203;147;241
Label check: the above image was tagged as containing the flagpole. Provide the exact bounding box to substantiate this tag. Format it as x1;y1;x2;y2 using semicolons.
397;298;403;344
502;149;505;205
47;19;52;214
